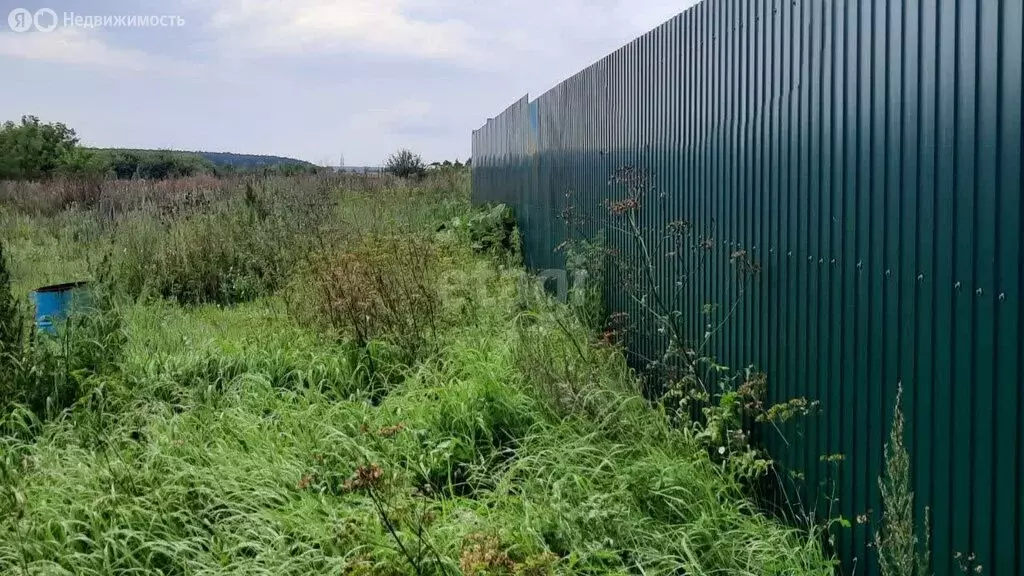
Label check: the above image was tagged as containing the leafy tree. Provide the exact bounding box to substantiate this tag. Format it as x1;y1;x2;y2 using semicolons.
0;116;81;180
384;148;426;179
58;147;107;178
138;151;203;179
99;149;214;179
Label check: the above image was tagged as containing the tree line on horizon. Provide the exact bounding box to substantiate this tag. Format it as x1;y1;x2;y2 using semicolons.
1;116;471;182
0;116;322;181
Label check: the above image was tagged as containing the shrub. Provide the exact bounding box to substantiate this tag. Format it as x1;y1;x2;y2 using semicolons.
446;203;519;258
315;235;441;360
384;149;426;179
110;184;314;305
0;116;80;180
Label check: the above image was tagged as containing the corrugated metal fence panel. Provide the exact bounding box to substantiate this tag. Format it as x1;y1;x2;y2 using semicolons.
470;1;1023;575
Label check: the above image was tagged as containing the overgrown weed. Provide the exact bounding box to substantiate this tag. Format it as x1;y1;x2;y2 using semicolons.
0;171;834;575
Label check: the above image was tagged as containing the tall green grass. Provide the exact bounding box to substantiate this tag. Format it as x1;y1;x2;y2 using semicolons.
0;171;469;305
0;171;834;575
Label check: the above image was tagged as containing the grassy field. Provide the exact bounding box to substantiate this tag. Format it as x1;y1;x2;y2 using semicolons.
0;172;834;575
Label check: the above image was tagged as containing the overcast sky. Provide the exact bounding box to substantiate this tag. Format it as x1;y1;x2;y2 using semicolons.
0;0;697;166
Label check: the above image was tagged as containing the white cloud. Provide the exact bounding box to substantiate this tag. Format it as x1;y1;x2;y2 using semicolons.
206;0;474;60
0;27;154;71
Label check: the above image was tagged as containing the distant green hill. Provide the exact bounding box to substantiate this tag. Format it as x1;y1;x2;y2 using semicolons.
84;148;320;179
190;151;316;169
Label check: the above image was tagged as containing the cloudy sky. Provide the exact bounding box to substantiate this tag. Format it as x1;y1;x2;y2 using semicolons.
0;0;696;166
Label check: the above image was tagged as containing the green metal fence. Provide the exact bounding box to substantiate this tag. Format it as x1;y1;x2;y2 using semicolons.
471;1;1023;575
